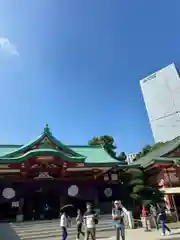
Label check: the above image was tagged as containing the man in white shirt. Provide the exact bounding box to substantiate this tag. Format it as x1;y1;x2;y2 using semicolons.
84;203;98;240
60;212;68;240
112;200;125;240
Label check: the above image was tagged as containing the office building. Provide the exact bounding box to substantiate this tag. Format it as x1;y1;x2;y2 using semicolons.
126;153;137;164
140;63;180;143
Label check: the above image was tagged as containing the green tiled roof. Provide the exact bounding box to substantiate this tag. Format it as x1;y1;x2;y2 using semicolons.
71;146;121;165
0;125;122;166
133;136;180;168
0;145;21;157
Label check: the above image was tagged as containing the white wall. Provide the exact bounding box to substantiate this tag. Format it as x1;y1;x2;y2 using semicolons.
150;112;180;142
140;63;180;142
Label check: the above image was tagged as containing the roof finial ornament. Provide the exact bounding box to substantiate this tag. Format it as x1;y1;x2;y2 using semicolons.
44;124;51;135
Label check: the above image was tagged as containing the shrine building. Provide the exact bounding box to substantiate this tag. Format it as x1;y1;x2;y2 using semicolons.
3;124;180;222
0;125;127;221
133;136;180;219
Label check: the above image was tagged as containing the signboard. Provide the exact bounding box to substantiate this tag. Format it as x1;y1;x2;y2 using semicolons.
36;156;54;163
76;163;84;167
12;201;19;208
34;172;54;179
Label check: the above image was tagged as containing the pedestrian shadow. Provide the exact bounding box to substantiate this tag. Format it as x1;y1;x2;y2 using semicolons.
0;223;20;239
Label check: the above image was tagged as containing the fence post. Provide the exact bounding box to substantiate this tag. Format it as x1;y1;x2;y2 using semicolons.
116;227;120;240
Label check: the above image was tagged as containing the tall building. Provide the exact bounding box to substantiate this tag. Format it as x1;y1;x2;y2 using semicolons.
126;153;137;164
140;63;180;143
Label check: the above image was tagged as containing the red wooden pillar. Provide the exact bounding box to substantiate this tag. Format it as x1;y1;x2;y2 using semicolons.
159;178;171;210
164;168;179;221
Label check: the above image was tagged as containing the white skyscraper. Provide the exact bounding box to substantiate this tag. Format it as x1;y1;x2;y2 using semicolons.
126;153;137;164
140;63;180;143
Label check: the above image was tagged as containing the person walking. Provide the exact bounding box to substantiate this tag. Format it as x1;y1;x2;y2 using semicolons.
84;202;98;240
76;209;84;240
158;207;171;236
141;205;151;231
60;212;68;240
112;200;125;240
150;204;159;230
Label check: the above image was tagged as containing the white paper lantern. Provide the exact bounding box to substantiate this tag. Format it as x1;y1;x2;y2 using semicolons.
104;188;112;197
68;185;79;197
2;188;15;199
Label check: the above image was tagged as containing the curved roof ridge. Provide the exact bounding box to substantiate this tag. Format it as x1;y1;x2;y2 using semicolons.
3;134;44;158
68;145;102;148
0;148;85;163
0;144;23;148
134;137;180;165
2;125;87;159
3;134;44;157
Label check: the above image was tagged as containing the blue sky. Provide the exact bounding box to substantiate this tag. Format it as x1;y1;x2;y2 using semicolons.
0;0;178;153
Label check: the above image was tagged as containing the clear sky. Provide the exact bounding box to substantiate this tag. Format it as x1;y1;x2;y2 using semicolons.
0;0;178;153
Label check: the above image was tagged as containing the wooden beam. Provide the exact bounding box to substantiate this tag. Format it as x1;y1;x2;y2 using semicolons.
66;167;110;172
0;164;9;169
0;169;20;173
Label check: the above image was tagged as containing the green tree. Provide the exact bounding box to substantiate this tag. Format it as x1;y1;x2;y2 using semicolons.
142;145;152;155
120;167;163;207
88;135;127;162
117;152;127;161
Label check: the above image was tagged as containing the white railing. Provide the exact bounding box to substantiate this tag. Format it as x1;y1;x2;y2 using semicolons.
122;206;134;229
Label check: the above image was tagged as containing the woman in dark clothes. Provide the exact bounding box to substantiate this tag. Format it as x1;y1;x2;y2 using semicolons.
158;208;171;236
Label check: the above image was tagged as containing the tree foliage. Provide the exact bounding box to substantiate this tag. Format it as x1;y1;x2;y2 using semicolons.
88;137;164;207
120;167;163;207
88;135;127;162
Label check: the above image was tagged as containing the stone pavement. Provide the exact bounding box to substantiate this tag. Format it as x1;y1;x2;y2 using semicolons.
0;223;20;240
2;226;180;240
1;219;180;240
10;215;114;239
99;228;180;240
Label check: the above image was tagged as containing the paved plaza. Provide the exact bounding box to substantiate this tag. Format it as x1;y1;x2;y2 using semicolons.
1;224;180;240
99;228;180;240
0;217;180;240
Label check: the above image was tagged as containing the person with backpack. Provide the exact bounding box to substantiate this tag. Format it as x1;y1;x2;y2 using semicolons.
112;200;125;240
83;202;98;240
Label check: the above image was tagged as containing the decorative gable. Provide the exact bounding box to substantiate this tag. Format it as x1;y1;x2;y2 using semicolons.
2;124;86;161
37;137;75;156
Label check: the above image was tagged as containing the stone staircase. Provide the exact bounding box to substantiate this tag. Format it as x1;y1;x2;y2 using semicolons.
11;215;114;240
